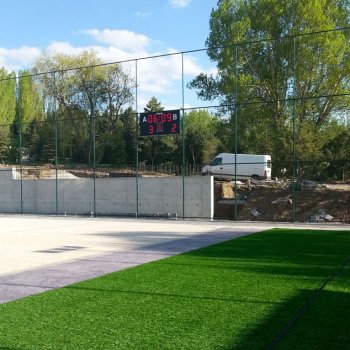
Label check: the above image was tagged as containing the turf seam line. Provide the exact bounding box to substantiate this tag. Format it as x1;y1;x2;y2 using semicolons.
266;254;350;350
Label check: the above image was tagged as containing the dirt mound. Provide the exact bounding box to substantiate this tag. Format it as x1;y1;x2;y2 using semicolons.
214;180;350;223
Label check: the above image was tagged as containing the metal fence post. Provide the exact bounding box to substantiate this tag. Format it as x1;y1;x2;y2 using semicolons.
92;67;96;217
54;72;58;216
292;36;297;223
182;53;185;220
17;74;23;214
135;59;139;218
234;45;238;221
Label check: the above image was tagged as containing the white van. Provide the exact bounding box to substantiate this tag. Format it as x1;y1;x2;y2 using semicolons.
202;153;272;180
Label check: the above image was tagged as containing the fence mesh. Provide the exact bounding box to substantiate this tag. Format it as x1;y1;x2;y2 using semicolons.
0;29;349;222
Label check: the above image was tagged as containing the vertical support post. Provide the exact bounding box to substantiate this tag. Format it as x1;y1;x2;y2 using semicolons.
54;72;58;215
181;53;185;220
92;67;96;217
135;59;139;218
234;45;238;221
20;123;23;214
18;74;23;214
292;36;297;222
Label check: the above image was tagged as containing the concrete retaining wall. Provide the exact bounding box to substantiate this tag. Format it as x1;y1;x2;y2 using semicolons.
0;168;213;218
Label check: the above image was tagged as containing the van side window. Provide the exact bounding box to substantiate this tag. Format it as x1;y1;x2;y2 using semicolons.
267;160;272;168
211;157;222;166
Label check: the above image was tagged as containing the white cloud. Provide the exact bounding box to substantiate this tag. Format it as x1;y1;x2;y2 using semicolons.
136;11;152;18
0;46;41;71
205;66;218;77
46;42;87;56
169;0;191;8
43;38;185;99
82;29;151;54
45;41;139;68
0;28;215;109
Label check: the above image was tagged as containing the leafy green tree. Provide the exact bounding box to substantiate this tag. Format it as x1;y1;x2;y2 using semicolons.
189;0;350;174
15;71;46;163
17;71;44;127
26;118;55;164
0;68;16;163
321;122;350;180
185;110;222;165
120;107;137;165
34;51;98;164
0;126;11;163
145;96;163;112
33;50;134;165
96;119;126;165
0;68;16;126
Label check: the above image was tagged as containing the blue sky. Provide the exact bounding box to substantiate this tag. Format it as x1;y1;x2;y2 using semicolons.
0;0;218;109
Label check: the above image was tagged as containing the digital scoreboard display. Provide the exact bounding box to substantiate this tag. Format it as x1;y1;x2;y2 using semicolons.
139;109;181;136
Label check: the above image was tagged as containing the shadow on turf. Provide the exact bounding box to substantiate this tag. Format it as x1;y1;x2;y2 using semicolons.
65;284;283;305
91;229;245;254
146;228;350;349
92;229;350;270
182;229;350;268
174;229;350;349
228;289;350;349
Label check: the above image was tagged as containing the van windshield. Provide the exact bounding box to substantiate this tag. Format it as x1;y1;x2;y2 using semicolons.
211;158;222;166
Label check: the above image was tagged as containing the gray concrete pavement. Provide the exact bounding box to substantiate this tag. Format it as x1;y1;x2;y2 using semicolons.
0;215;258;303
1;215;349;304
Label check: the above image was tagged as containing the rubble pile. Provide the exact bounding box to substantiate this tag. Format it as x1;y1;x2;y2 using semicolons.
214;179;350;223
309;209;334;223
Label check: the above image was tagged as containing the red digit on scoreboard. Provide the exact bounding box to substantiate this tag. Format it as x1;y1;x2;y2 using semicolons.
140;110;180;136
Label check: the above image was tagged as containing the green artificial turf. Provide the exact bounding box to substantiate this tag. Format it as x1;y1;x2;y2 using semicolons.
0;228;349;350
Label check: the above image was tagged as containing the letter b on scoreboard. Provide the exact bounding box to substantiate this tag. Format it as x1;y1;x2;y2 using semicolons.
139;110;181;136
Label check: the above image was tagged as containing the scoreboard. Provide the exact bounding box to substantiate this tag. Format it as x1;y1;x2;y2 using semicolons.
139;110;181;136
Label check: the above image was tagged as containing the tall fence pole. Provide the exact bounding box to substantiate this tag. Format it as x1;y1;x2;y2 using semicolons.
54;72;58;216
92;67;96;217
234;45;238;221
17;74;23;214
182;53;185;220
135;59;139;218
292;36;297;222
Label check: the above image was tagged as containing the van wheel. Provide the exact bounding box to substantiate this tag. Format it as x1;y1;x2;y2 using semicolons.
251;175;260;181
